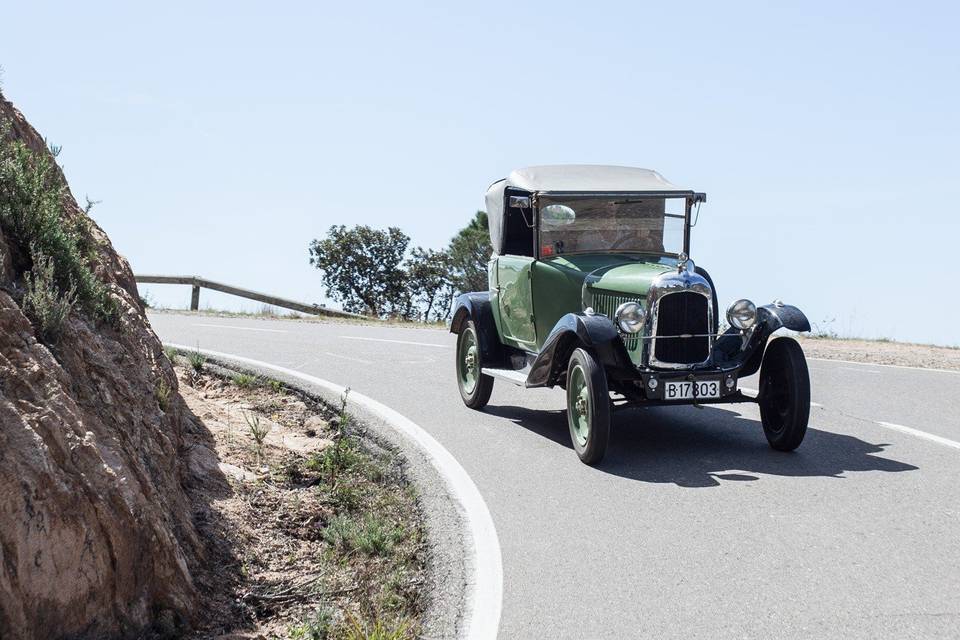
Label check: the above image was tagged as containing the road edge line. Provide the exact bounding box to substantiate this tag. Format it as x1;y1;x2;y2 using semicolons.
166;343;503;639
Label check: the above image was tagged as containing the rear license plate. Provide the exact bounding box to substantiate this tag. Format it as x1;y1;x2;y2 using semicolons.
664;379;720;400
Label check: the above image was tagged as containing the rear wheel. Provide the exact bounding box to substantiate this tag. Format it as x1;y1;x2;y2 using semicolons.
758;338;810;451
456;320;494;409
566;348;611;465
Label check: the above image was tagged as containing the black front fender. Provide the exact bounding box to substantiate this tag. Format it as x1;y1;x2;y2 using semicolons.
713;303;810;378
526;313;635;388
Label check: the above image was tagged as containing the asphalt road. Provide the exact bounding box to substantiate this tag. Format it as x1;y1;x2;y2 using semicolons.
150;313;960;639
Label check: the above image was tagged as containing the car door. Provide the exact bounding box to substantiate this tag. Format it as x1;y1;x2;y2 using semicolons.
496;255;537;350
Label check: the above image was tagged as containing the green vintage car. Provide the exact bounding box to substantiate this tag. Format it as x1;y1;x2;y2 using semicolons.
449;165;811;464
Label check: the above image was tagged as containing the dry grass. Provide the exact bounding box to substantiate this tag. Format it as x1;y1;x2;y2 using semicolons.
179;367;425;639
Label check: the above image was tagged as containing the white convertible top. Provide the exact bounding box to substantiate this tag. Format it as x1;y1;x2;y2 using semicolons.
485;164;698;255
503;164;690;194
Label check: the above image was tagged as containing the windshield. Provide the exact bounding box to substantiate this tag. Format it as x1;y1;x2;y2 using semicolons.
538;196;687;257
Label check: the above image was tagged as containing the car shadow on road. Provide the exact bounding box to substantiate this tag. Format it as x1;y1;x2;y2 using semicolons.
483;403;918;488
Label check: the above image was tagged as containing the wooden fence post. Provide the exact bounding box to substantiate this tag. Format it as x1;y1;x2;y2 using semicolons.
190;284;200;311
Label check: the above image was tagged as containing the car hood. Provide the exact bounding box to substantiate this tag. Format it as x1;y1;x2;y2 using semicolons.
544;254;675;297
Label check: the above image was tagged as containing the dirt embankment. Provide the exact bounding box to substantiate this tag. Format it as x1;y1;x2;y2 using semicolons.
798;336;960;371
0;93;208;638
177;362;425;637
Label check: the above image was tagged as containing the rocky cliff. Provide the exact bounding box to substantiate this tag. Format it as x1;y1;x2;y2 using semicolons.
0;93;203;638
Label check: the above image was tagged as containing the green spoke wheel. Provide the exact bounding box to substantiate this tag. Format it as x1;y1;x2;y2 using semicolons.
758;337;810;451
455;320;494;410
565;348;611;464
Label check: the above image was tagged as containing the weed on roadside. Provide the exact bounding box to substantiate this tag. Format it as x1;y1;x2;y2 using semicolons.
163;345;179;365
188;350;206;372
232;372;257;389
244;411;271;465
289;607;334;639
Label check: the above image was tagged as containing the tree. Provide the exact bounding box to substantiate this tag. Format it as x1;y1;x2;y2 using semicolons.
405;247;456;322
308;225;409;316
448;211;491;294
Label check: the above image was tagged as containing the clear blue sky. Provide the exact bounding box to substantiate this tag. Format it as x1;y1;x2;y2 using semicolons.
2;1;957;345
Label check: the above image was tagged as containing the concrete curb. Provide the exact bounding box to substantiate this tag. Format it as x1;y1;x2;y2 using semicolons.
167;344;502;639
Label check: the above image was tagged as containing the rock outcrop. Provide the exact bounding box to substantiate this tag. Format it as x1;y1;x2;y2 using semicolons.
0;93;203;638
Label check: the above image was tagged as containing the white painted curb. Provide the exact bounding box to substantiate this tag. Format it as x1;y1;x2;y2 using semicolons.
166;344;503;639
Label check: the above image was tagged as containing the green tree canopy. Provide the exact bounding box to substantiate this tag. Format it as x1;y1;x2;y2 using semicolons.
405;247;456;322
308;225;410;316
448;210;490;294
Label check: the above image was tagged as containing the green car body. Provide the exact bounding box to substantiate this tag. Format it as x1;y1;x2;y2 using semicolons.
450;165;813;464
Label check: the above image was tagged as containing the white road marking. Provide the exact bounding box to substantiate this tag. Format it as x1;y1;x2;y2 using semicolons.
165;343;502;640
323;351;374;365
194;323;287;333
339;335;450;348
841;367;880;374
739;386;823;407
807;356;960;376
875;421;960;451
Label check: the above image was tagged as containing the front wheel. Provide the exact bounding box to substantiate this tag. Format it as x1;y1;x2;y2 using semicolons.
758;338;810;451
566;348;611;465
456;320;494;410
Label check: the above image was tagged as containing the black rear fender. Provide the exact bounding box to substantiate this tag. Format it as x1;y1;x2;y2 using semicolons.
449;292;508;367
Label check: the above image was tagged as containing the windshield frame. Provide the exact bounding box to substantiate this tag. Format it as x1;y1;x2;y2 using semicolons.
533;192;694;260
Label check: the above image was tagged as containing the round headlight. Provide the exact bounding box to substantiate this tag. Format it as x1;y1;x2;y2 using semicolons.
615;301;645;333
726;299;757;330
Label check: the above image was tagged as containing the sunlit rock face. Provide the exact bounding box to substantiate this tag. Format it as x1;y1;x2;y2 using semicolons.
0;93;206;639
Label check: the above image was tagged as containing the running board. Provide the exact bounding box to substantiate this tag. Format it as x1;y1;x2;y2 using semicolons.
482;367;528;386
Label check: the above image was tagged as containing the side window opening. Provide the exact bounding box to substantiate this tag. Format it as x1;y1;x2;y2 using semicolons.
502;191;534;257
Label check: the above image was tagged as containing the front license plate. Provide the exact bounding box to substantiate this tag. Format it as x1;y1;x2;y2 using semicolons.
664;379;720;401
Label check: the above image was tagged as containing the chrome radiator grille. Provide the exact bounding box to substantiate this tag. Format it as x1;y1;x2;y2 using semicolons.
651;291;710;365
589;289;640;350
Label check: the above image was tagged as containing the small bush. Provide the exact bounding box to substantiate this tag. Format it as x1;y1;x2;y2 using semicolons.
322;513;404;556
306;439;364;477
267;379;283;392
21;249;76;342
341;613;412;640
232;372;257;389
163;345;178;365
188;350;206;372
0;126;117;321
244;411;271;464
289;607;334;640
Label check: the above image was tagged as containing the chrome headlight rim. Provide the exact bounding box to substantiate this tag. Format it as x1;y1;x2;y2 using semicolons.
726;298;757;330
615;301;645;334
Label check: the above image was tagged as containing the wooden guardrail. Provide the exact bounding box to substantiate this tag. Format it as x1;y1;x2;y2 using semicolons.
134;275;366;319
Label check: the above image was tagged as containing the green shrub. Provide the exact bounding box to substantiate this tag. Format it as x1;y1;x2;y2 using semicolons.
306;439;364;476
232;372;257;389
290;607;334;640
188;350;206;372
21;249;76;342
0;125;117;322
322;513;404;556
163;345;178;365
341;614;412;640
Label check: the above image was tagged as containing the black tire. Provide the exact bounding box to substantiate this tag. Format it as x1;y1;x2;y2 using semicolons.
758;337;810;451
456;320;494;410
565;348;611;464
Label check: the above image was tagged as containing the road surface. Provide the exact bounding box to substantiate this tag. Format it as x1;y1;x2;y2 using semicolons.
151;313;960;639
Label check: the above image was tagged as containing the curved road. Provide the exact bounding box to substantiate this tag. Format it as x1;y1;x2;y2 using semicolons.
151;313;960;639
